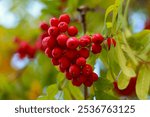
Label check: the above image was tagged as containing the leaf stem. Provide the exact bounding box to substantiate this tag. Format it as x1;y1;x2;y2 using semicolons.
77;5;90;100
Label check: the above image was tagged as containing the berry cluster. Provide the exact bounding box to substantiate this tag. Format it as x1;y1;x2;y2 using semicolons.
14;37;37;59
41;14;116;87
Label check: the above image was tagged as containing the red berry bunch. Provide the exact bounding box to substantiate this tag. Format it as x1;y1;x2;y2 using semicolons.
41;14;116;87
14;37;37;59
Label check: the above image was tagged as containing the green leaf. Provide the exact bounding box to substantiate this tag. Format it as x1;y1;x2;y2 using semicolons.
95;90;118;100
104;5;114;23
115;38;136;77
118;71;130;90
122;33;138;65
112;0;122;26
136;65;150;100
63;88;72;100
68;82;83;100
47;84;58;100
94;78;113;91
131;30;150;39
106;22;113;28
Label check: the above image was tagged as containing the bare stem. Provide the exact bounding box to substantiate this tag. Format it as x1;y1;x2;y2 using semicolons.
77;5;90;100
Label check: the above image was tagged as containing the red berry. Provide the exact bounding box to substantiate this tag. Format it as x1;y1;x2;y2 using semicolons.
48;26;59;37
59;56;70;69
79;35;91;47
107;38;116;50
50;17;59;27
82;64;93;76
67;37;79;49
52;47;63;59
57;34;68;47
84;80;93;87
51;58;59;65
59;14;70;24
69;64;80;77
72;78;82;86
58;22;68;32
79;75;86;83
65;49;78;60
40;22;49;31
78;48;89;59
67;26;78;36
107;38;111;50
18;53;26;59
65;71;72;80
91;43;102;54
45;48;52;58
91;72;98;81
112;38;116;47
18;41;29;53
27;46;36;58
92;33;104;44
76;57;86;66
42;36;56;49
59;65;66;73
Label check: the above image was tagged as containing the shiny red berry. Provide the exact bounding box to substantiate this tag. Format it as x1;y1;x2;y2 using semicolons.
42;36;56;49
59;56;70;69
48;26;59;37
65;49;78;60
79;75;86;83
51;58;59;65
69;64;80;77
76;57;86;66
59;14;70;24
65;71;72;80
82;64;93;76
59;65;66;73
72;78;82;86
78;48;89;59
79;35;91;47
58;22;68;32
50;17;59;26
91;43;102;54
45;48;52;58
52;47;63;59
67;37;79;49
92;33;104;44
40;22;49;31
57;34;68;47
84;80;93;87
67;26;78;36
91;72;98;81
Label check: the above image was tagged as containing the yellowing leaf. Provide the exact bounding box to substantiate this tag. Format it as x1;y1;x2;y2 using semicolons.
116;39;136;77
136;65;150;100
118;71;130;90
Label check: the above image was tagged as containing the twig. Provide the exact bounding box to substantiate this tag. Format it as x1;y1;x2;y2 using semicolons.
77;5;90;100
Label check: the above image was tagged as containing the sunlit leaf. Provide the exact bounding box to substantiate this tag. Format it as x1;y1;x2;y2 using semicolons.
136;65;150;100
